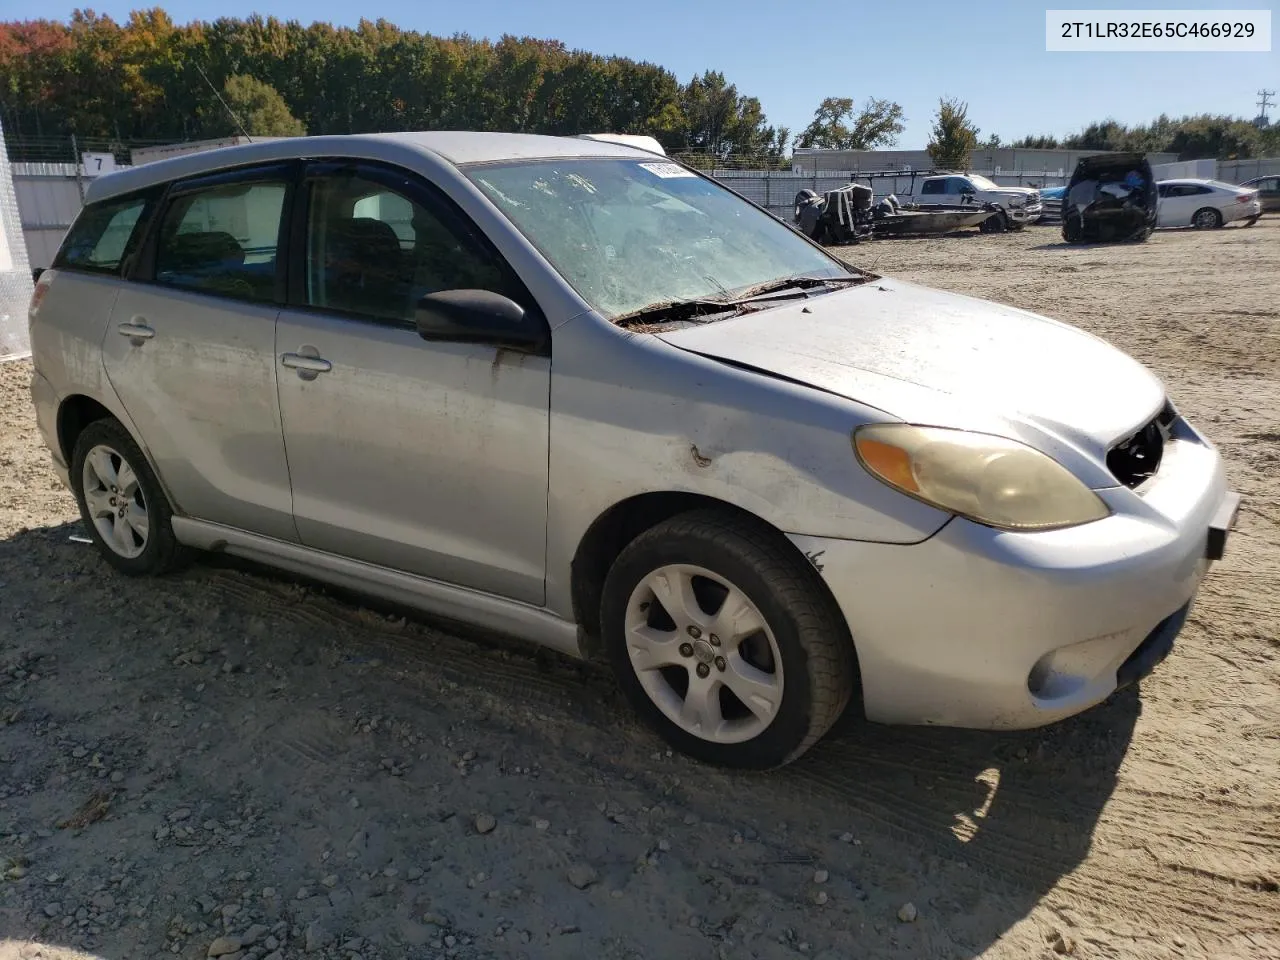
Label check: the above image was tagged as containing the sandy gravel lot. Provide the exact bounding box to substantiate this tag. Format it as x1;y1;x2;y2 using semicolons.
1;219;1277;960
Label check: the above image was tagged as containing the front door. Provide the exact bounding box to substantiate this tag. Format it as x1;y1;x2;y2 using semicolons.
274;162;552;605
100;163;297;541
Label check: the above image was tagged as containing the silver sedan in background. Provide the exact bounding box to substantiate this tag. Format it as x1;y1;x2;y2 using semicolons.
1157;178;1262;228
29;133;1239;768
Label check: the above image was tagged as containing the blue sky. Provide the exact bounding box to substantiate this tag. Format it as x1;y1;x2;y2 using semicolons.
3;0;1276;147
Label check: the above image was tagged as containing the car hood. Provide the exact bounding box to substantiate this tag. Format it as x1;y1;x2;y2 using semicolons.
656;278;1165;467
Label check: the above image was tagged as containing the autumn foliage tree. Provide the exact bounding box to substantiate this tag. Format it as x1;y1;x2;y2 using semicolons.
0;11;789;160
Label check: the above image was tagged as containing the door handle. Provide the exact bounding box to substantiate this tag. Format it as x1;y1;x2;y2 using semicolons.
281;352;332;374
116;320;155;341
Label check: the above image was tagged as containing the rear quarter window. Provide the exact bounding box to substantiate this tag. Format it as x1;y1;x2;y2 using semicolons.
54;191;156;276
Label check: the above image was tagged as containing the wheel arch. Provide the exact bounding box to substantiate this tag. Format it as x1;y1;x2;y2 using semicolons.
57;394;117;480
569;492;858;674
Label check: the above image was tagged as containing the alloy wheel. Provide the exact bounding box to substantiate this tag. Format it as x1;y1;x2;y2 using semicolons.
624;564;784;744
81;444;150;559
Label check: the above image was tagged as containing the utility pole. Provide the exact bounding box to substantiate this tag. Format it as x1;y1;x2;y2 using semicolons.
1257;89;1276;127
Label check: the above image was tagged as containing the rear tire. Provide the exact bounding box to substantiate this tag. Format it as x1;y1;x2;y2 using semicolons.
1192;207;1222;230
1063;213;1083;243
600;509;856;769
71;419;190;576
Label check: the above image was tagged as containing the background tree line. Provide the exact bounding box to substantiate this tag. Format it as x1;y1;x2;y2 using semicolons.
0;10;791;159
1;11;1276;166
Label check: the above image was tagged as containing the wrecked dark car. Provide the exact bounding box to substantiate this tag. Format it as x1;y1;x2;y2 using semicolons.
1062;153;1158;243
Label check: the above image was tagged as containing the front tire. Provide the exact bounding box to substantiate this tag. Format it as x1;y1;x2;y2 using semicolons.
601;510;855;769
71;419;190;576
980;210;1008;234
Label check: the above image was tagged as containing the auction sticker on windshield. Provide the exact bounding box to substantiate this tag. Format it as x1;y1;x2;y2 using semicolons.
639;162;698;179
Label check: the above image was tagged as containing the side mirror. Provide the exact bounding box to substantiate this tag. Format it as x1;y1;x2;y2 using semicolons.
32;266;45;282
415;290;545;352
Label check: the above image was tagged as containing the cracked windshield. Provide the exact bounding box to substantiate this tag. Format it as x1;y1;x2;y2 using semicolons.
470;158;850;319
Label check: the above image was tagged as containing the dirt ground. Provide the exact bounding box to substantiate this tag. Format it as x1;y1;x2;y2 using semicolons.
1;219;1277;960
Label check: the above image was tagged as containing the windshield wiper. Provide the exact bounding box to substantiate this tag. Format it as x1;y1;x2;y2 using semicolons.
614;297;739;327
731;273;866;303
614;274;867;328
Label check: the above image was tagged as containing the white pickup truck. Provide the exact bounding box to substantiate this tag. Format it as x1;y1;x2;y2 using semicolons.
911;173;1042;231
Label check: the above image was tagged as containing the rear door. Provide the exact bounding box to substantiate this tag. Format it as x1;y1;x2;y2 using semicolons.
100;163;298;541
273;160;551;604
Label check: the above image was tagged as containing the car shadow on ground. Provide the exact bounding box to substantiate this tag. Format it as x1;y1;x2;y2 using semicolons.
0;522;1137;960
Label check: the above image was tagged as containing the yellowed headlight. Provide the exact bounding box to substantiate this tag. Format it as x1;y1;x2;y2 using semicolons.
853;424;1110;531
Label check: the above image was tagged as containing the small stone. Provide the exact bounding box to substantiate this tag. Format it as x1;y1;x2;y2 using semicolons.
813;891;828;905
474;814;497;835
567;865;598;890
304;921;332;952
5;865;26;880
657;839;671;852
1173;936;1187;949
341;938;365;951
260;888;276;899
263;936;279;951
405;867;423;881
1048;930;1076;955
221;904;240;918
321;875;338;889
207;936;241;957
348;798;359;809
897;902;918;923
169;808;192;822
240;924;268;946
533;819;550;831
813;869;829;884
72;746;87;758
839;832;853;843
110;771;124;784
43;903;61;917
262;953;282;960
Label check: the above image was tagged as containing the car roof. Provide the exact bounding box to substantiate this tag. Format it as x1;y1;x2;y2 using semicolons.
84;131;653;205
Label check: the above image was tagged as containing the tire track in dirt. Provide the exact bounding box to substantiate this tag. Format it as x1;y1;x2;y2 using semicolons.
187;550;1280;944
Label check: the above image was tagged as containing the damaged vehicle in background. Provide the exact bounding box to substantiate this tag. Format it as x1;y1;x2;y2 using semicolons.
1062;152;1158;243
29;133;1239;769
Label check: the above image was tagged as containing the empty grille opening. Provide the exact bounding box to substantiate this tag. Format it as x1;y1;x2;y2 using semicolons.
1107;403;1176;488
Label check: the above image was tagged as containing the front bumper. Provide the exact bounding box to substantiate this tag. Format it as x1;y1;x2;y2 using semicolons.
789;435;1236;730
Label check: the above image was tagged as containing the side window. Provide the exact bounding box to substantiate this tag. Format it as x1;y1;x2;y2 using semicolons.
153;180;287;303
1158;184;1172;198
55;192;154;276
305;172;517;324
1192;185;1214;195
920;180;943;195
950;178;971;194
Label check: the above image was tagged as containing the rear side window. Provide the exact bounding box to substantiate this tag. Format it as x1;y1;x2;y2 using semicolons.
920;180;943;195
55;193;153;276
153;181;287;303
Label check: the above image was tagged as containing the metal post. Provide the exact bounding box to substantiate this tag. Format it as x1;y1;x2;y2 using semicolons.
70;134;84;204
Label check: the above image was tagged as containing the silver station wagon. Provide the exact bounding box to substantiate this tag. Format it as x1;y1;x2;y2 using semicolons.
28;133;1239;768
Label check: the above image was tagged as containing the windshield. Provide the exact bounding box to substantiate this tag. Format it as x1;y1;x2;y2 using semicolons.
467;158;851;319
966;174;1000;190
